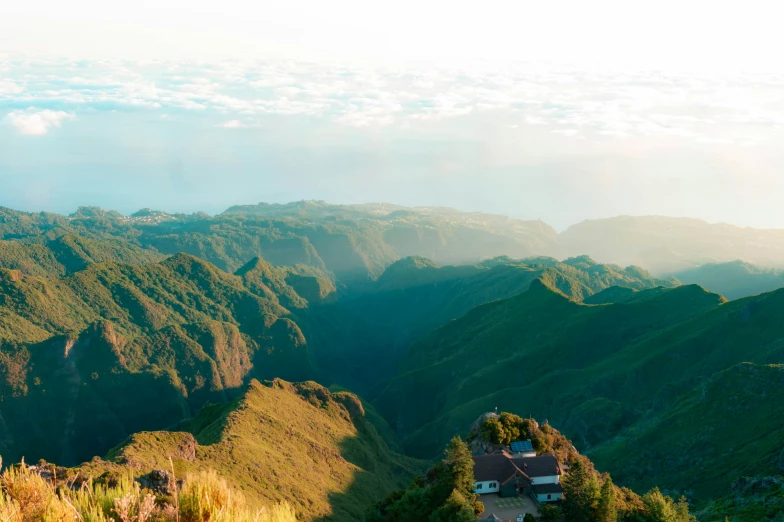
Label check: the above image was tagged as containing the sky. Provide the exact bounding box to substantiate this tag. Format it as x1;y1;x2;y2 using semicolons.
1;0;784;230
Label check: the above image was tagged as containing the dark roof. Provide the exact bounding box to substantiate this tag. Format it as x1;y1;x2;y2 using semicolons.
483;514;505;521
473;454;527;483
531;483;564;495
510;440;534;453
511;455;561;478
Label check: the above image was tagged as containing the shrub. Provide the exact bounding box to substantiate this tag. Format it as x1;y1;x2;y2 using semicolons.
539;503;562;522
0;461;296;522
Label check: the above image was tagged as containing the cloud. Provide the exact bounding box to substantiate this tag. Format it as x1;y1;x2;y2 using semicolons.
2;57;784;144
217;119;247;128
0;80;24;95
4;108;74;135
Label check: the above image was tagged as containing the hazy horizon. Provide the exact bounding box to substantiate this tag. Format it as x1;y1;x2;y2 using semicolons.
3;0;783;231
4;197;784;235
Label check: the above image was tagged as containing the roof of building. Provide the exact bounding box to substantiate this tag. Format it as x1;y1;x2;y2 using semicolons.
510;440;534;453
511;455;562;478
531;483;564;495
483;514;505;521
473;454;526;484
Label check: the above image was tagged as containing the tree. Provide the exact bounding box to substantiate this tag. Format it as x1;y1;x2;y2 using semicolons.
481;417;507;444
499;412;523;442
443;437;477;502
562;458;588;521
428;490;476;522
562;458;600;522
597;476;617;522
524;513;537;522
540;504;563;522
640;488;695;522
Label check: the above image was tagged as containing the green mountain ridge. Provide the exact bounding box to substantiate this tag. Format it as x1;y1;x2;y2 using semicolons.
374;279;725;457
673;260;784;300
0;253;319;465
4;202;784;520
374;277;784;505
305;255;674;395
73;378;426;521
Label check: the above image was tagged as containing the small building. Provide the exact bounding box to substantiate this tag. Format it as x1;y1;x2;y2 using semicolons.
473;453;564;502
510;440;536;458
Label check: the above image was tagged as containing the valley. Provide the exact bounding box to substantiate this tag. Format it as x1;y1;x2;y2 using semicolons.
1;201;784;521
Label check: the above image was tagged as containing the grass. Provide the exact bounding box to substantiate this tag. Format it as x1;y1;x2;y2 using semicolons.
0;459;296;522
76;379;425;521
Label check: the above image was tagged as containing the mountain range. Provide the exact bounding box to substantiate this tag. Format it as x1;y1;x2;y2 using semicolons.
3;200;784;520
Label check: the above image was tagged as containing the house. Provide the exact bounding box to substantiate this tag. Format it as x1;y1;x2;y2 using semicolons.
510;440;536;458
473;454;521;497
473;454;564;502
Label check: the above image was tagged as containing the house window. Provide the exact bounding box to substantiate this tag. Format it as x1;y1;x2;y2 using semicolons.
490;483;496;488
547;494;552;500
476;484;483;490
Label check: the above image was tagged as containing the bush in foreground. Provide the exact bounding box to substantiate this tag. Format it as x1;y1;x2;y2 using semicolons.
0;460;296;522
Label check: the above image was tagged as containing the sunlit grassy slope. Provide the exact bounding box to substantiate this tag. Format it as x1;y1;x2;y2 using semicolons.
79;379;426;521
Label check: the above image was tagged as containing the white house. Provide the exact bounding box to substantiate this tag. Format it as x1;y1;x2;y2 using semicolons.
472;453;564;501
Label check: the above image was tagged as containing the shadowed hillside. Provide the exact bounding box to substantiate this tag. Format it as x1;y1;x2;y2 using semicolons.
375;279;725;458
375;279;784;504
305;255;675;395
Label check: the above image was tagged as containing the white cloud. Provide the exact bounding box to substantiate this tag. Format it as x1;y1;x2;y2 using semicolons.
2;57;784;143
0;79;24;94
4;108;74;135
217;119;247;128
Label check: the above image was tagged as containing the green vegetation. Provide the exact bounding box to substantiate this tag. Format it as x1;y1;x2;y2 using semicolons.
562;459;693;522
475;414;580;463
307;255;674;394
0;460;296;522
699;476;784;522
371;413;696;522
75;379;425;521
0;254;317;465
0;201;560;285
364;437;481;522
4;202;784;521
375;279;724;457
374;277;784;512
589;363;784;499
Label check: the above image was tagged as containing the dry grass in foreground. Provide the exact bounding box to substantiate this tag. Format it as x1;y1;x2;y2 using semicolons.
0;459;296;522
